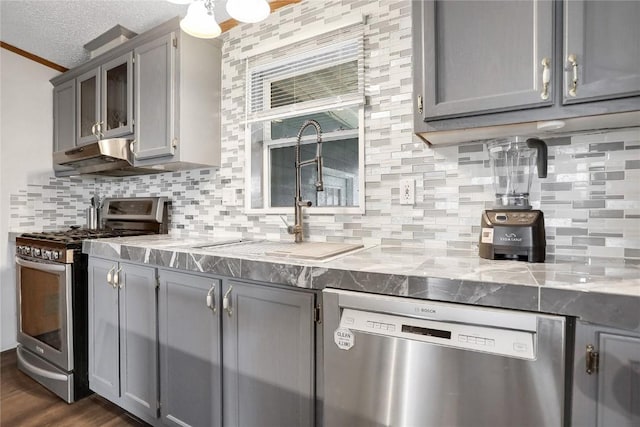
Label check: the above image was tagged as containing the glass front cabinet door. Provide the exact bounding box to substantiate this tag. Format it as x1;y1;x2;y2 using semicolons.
76;52;134;145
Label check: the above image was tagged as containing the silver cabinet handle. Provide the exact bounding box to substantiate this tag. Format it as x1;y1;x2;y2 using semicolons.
106;266;115;288
113;266;123;289
540;57;551;100
223;285;233;316
97;121;104;139
129;140;139;159
568;54;578;97
91;123;97;137
206;284;217;312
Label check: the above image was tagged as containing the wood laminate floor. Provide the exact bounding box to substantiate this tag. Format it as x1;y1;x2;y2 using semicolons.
1;349;148;426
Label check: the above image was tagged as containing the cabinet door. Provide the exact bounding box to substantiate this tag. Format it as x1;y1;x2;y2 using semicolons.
118;263;158;420
563;1;640;104
101;52;134;139
76;68;101;145
133;33;177;161
419;0;554;119
596;333;640;427
53;80;76;153
158;270;222;427
222;281;315;427
88;257;120;401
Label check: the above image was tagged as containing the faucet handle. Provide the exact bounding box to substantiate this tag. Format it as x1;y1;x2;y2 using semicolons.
298;200;313;207
280;216;296;235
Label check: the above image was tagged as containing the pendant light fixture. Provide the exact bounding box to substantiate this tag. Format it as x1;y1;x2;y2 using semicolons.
226;0;270;24
170;0;272;39
180;0;221;38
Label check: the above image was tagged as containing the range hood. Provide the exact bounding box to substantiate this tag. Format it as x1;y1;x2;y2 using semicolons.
53;139;158;176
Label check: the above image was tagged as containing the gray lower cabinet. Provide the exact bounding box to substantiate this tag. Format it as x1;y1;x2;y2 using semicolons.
90;260;318;427
571;321;640;427
222;280;316;427
88;257;159;425
158;270;222;427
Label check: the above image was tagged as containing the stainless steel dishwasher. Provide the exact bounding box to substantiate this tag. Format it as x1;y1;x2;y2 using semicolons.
323;289;572;427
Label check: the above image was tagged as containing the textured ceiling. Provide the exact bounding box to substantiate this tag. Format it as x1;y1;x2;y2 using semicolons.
0;0;234;69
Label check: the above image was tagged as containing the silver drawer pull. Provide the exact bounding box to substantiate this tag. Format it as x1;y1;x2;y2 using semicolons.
223;285;233;316
106;266;115;287
540;57;551;100
568;54;578;97
113;266;123;289
206;284;217;312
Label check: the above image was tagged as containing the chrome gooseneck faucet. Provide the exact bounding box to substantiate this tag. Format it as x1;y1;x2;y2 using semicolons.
287;119;324;243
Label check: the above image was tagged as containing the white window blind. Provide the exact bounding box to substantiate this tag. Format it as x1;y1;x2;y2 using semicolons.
246;25;364;123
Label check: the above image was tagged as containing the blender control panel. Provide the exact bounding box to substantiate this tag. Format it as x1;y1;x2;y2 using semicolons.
488;211;540;226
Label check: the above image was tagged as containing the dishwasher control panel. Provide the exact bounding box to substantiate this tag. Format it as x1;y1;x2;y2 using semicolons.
339;308;536;360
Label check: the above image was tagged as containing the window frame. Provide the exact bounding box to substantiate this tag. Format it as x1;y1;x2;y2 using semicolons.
244;34;366;215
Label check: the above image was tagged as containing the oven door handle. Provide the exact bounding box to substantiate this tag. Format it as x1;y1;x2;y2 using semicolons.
16;257;67;273
17;347;68;381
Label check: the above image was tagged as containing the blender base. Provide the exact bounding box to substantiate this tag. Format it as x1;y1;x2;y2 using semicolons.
478;209;546;263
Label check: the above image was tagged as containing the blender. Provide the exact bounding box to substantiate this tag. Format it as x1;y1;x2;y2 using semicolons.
479;136;548;262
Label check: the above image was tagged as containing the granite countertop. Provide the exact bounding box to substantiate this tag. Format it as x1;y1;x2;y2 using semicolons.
83;234;640;333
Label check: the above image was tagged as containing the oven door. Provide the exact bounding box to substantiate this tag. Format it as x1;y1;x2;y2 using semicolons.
16;257;73;371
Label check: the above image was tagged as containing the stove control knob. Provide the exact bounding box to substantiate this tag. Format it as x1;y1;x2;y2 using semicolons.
52;251;60;260
43;250;52;260
33;248;41;257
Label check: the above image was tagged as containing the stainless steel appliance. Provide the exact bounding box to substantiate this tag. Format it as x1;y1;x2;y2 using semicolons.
323;289;572;427
479;136;548;262
53;139;163;176
15;197;168;403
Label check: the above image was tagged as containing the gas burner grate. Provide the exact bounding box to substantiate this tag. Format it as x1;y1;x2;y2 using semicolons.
20;228;150;244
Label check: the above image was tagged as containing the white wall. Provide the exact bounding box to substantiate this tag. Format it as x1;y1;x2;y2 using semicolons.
0;48;59;351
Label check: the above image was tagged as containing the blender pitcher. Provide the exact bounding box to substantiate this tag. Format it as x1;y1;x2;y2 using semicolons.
487;136;548;209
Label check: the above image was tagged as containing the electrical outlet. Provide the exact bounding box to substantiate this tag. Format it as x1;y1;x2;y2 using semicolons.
400;179;415;205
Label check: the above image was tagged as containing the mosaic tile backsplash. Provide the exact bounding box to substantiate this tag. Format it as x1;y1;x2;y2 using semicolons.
9;0;640;264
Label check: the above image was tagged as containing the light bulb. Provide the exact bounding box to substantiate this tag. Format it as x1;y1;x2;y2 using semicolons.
180;0;221;38
226;0;270;24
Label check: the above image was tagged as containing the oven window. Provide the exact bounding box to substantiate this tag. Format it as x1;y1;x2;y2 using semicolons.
20;267;62;351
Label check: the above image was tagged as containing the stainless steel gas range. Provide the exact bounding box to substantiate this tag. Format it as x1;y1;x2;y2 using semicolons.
15;197;168;403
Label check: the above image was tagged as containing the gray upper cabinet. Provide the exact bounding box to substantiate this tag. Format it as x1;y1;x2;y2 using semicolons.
222;280;316;427
571;322;640;427
88;258;159;425
77;68;101;145
76;52;133;146
158;270;222;427
413;0;640;143
563;1;640;104
134;33;176;160
53;79;75;153
421;0;554;119
132;31;222;168
51;17;222;175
